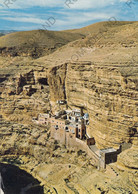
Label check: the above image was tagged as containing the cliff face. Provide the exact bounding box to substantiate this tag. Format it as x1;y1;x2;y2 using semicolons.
48;64;67;102
47;61;137;149
0;22;138;149
0;59;51;123
0;21;138;193
1;60;137;149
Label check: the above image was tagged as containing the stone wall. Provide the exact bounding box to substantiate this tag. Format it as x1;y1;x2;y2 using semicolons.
51;126;66;145
51;126;99;167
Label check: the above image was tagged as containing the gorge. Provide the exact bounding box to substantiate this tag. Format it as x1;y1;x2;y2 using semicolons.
0;21;138;193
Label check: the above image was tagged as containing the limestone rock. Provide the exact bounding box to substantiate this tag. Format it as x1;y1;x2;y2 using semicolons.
118;146;138;169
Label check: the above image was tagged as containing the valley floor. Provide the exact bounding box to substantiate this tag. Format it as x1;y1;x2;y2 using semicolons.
0;120;137;194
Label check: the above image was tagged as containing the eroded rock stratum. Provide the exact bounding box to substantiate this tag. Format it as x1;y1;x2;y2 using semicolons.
0;21;138;193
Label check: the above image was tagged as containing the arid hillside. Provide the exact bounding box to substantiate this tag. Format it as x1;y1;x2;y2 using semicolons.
0;21;138;146
64;21;136;35
36;21;138;148
0;21;138;193
0;30;84;58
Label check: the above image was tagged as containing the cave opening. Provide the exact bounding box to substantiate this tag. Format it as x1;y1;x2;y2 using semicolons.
0;163;44;194
0;78;6;83
38;78;49;86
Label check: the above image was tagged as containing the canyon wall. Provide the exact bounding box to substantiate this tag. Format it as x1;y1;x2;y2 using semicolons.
0;59;137;149
48;62;138;149
0;67;51;123
0;22;137;193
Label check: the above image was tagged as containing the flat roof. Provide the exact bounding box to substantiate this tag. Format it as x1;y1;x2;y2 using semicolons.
100;148;117;153
72;109;81;112
55;118;66;121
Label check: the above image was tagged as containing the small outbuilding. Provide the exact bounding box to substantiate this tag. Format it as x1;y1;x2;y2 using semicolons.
99;148;118;169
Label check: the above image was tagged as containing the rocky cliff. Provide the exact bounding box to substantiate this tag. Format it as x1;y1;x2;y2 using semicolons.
0;59;137;149
48;61;138;149
0;21;138;193
0;22;137;148
0;120;137;193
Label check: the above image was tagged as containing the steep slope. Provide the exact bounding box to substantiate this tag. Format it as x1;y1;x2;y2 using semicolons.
0;30;84;58
0;22;137;149
0;22;138;193
0;121;137;194
36;21;138;149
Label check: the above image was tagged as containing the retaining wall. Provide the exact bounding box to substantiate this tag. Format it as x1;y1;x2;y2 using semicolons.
51;127;100;167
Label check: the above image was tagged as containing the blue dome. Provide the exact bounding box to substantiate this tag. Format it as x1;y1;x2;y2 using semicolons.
84;113;89;118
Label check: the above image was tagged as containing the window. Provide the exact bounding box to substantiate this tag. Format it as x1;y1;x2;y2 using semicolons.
55;125;58;130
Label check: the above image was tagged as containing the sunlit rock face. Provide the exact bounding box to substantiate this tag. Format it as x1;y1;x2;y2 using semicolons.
0;21;138;194
0;21;137;149
0;59;137;149
117;146;138;169
47;61;137;149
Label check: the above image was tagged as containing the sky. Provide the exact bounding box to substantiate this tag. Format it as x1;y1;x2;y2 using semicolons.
0;0;137;31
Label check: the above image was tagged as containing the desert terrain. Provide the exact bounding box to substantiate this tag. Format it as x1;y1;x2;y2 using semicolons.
0;21;138;193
